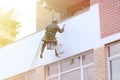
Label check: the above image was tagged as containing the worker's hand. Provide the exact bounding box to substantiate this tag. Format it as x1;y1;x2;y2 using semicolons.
63;24;65;27
63;24;65;28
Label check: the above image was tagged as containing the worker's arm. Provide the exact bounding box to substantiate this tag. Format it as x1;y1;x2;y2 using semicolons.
57;24;65;33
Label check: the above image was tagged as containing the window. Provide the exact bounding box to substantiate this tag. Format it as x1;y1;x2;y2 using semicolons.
46;50;94;80
84;66;94;80
108;42;120;57
48;77;59;80
107;41;120;80
110;59;120;80
47;63;59;76
61;58;80;72
82;52;94;65
61;69;81;80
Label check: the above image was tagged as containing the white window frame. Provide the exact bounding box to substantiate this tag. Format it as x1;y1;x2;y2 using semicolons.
46;51;94;80
107;41;120;80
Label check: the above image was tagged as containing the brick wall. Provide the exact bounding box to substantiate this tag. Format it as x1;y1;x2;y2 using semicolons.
91;0;120;38
36;66;46;80
94;47;108;80
67;0;90;16
5;69;36;80
4;66;46;80
99;0;120;38
36;2;60;31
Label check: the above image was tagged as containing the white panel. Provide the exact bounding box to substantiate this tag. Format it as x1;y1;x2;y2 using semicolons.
36;4;100;66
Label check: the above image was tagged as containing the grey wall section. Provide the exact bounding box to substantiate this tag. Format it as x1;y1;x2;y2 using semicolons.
0;4;100;79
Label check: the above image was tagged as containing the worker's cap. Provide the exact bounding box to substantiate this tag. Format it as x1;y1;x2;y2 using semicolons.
53;18;58;22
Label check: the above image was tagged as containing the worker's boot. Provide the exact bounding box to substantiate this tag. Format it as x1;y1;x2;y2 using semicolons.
40;54;43;58
55;49;59;57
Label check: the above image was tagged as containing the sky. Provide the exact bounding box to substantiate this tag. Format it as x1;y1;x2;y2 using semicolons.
0;0;39;39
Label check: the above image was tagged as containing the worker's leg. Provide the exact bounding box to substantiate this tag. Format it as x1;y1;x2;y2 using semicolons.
55;45;59;57
40;42;46;58
55;48;58;57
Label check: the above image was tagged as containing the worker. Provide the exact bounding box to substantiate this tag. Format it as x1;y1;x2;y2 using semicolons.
40;18;65;58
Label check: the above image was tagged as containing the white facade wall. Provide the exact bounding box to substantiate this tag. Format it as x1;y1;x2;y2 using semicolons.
0;4;100;79
37;4;101;66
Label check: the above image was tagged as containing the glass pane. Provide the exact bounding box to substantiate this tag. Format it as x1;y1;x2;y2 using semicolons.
48;77;58;80
110;58;120;80
61;57;80;72
84;66;94;80
82;53;94;65
61;69;81;80
109;43;120;56
47;63;59;76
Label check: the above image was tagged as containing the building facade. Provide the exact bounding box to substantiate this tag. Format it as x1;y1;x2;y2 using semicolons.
3;0;120;80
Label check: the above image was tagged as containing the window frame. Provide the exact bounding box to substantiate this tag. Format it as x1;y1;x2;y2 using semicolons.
107;40;120;80
46;50;94;80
